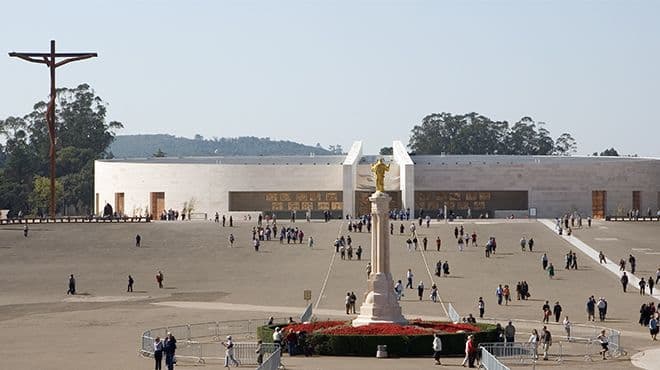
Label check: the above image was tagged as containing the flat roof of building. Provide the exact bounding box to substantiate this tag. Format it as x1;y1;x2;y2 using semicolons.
99;155;347;165
99;154;659;166
410;154;660;165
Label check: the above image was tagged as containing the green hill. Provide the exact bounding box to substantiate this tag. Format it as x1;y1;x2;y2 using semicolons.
108;134;332;158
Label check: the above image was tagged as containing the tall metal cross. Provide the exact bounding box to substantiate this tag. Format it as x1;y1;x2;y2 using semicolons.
9;40;97;218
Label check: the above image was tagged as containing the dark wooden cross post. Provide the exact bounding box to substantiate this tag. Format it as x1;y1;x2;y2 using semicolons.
9;40;97;218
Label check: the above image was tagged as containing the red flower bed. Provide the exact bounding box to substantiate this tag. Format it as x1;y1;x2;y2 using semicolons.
411;321;480;333
284;320;344;333
321;323;431;335
283;320;480;336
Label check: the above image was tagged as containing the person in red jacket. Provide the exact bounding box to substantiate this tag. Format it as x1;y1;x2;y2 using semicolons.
466;335;478;368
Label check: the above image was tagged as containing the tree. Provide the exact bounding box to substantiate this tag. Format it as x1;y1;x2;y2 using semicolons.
153;148;166;157
599;148;619;156
379;147;393;155
553;133;577;156
29;176;63;215
408;112;561;155
0;84;122;215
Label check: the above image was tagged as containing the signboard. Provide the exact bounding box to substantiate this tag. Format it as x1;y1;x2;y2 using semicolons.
303;289;312;301
229;191;342;212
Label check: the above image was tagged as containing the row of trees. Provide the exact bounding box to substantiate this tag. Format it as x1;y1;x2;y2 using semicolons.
405;112;577;155
0;84;122;216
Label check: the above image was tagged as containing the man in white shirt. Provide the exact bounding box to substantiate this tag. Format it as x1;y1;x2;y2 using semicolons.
223;335;240;368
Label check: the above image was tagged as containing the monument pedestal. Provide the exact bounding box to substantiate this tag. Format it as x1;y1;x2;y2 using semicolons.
352;191;407;326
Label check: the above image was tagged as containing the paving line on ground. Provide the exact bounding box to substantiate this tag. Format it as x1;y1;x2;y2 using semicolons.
537;219;660;302
314;220;345;310
413;227;450;318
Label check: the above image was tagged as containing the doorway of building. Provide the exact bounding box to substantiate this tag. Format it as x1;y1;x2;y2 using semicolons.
115;192;125;216
632;191;641;211
592;190;606;219
150;192;165;219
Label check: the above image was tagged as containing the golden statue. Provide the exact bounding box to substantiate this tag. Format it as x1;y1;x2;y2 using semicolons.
371;158;390;193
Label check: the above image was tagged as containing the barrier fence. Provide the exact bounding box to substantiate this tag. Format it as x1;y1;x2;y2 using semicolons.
256;348;281;370
479;347;510;370
140;319;285;365
478;322;624;366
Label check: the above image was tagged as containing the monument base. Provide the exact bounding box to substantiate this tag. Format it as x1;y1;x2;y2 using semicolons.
352;272;407;327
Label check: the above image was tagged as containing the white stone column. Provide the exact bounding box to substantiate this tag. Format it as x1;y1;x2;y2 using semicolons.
352;191;407;326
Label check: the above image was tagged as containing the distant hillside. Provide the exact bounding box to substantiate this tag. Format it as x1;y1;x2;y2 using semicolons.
108;135;332;158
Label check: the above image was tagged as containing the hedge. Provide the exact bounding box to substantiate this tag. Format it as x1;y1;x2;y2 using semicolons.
257;322;497;357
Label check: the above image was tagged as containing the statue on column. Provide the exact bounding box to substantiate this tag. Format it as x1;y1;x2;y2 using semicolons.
371;158;390;193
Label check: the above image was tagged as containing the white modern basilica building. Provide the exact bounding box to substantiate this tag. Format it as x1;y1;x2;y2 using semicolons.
94;141;660;220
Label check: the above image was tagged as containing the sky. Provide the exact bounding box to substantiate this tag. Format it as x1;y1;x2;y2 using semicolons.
1;0;659;156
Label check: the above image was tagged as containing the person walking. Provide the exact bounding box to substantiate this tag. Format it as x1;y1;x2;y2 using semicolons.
528;329;539;360
640;278;647;295
436;237;441;251
153;336;164;370
417;281;424;301
432;333;443;365
541;326;552;360
406;269;414;289
228;233;235;247
596;329;609;359
504;321;516;343
156;271;164;289
255;339;264;365
430;284;438;303
345;292;351;314
649;277;655;295
649;315;659;341
163;332;176;370
599;251;606;264
466;335;477;368
135;234;141;247
23;224;29;237
542;253;548;270
127;275;134;292
496;285;503;305
366;262;372;279
67;274;76;295
553;301;563;322
563;316;572;341
587;296;596;321
478;297;485;318
394;280;404;300
548;263;555;279
223;335;240;367
621;272;629;292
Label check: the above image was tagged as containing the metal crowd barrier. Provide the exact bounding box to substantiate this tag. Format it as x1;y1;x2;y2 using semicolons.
256;348;281;370
479;342;534;362
140;318;285;365
479;347;510;370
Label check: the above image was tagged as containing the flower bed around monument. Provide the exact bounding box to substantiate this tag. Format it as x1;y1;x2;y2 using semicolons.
257;320;496;357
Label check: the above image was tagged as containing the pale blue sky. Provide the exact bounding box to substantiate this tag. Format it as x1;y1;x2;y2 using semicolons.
2;1;659;155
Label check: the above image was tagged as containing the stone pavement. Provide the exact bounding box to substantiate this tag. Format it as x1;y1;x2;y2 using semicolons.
0;218;658;369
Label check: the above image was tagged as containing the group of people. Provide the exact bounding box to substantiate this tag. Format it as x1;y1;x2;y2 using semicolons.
586;296;609;322
153;332;177;370
639;302;659;340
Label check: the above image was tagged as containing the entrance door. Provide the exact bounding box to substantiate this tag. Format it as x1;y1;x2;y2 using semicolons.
592;190;606;219
115;193;125;216
150;192;165;219
632;191;641;211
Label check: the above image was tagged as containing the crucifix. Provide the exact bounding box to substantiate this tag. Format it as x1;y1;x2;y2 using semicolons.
9;40;97;218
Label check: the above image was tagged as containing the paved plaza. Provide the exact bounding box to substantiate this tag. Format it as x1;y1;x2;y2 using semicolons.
0;218;658;369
